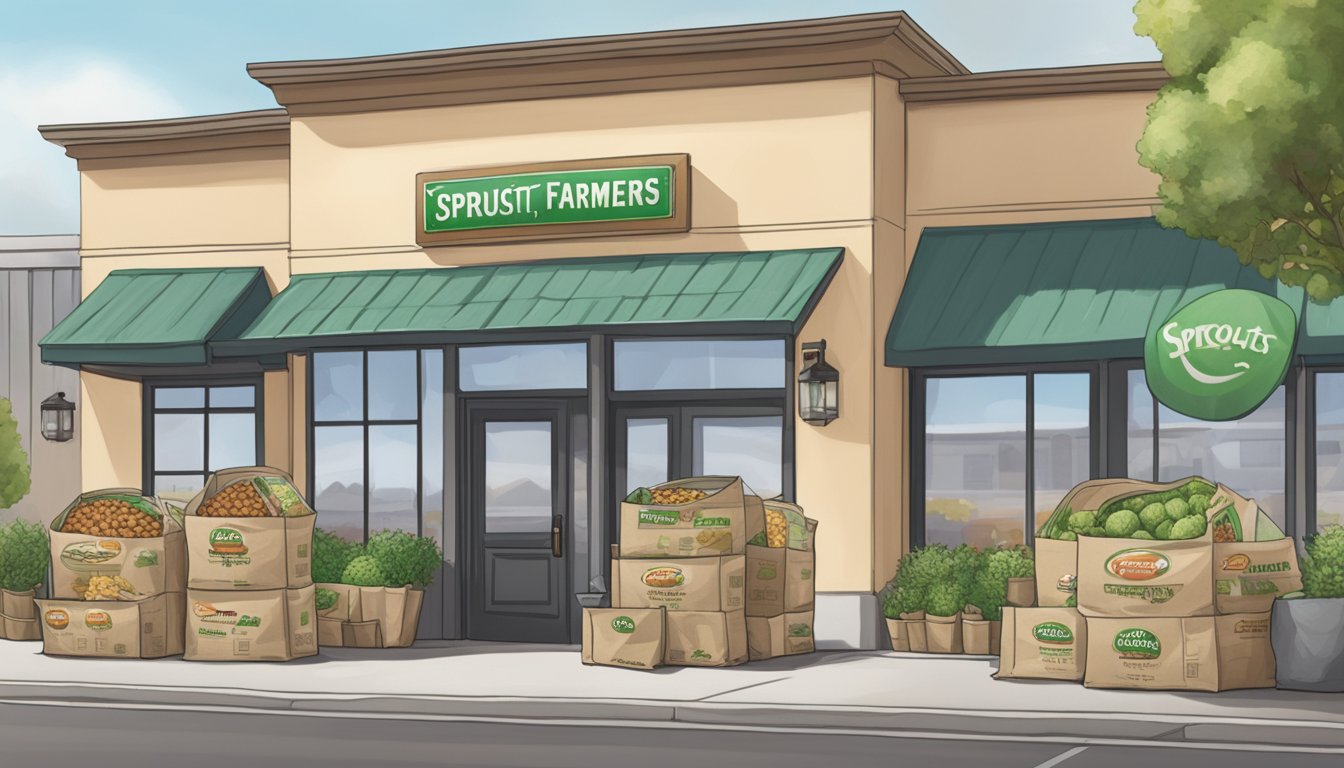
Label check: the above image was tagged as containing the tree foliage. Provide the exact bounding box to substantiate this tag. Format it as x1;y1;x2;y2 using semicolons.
0;398;31;510
1134;0;1344;302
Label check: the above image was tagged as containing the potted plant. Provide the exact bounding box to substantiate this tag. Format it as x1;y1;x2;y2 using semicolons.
312;528;442;648
882;557;928;653
924;545;970;654
1272;526;1344;692
969;546;1034;655
0;520;48;641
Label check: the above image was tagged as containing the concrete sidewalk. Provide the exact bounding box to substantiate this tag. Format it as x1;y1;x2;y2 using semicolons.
1;641;1342;747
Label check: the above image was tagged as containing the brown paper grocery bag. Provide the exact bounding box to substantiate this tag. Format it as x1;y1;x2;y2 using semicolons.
925;612;962;654
1213;538;1302;614
185;585;317;661
1077;534;1215;618
1007;578;1036;608
36;593;183;658
1083;613;1274;692
666;610;748;667
886;617;911;652
618;477;748;557
1034;538;1077;608
995;607;1087;681
582;607;666;670
184;468;315;591
990;619;1002;655
49;490;185;600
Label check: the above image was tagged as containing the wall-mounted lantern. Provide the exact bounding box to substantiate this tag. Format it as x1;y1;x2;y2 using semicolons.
797;340;839;426
40;392;75;442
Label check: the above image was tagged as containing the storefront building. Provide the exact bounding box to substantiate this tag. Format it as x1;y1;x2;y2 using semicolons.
35;13;1342;648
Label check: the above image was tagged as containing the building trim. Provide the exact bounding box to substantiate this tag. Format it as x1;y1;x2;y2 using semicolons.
0;235;81;268
900;62;1169;102
38;109;290;160
247;12;968;116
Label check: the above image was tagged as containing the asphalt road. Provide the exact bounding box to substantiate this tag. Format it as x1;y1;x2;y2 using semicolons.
0;702;1339;768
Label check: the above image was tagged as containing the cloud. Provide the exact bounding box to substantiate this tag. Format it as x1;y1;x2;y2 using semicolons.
0;57;184;234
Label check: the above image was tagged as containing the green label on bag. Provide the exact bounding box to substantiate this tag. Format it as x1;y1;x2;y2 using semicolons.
638;509;680;526
1032;622;1074;644
611;616;636;634
1113;628;1162;659
1144;288;1296;421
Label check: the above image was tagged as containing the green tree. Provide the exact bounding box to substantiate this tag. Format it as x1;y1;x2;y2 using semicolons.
1134;0;1344;301
0;398;31;509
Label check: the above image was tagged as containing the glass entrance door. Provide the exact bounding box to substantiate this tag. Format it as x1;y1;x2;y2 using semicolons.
464;400;571;643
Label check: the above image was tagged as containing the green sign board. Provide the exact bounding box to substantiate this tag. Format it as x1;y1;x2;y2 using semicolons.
1143;288;1297;422
416;155;688;246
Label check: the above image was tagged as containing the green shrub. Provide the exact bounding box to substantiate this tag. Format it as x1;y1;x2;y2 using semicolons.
926;581;964;617
312;528;363;584
1302;526;1344;599
0;520;48;592
365;529;443;588
970;546;1033;622
341;555;388;587
883;544;957;617
0;398;31;511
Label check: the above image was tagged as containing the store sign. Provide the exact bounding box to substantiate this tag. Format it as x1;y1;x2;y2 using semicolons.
416;154;689;246
1143;288;1297;421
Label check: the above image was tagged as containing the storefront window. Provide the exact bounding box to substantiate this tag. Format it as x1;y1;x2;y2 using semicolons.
311;349;444;541
613;339;784;391
1127;369;1287;529
1033;373;1091;534
148;384;259;503
459;343;586;391
624;418;669;493
694;415;784;499
1315;372;1344;530
924;376;1027;548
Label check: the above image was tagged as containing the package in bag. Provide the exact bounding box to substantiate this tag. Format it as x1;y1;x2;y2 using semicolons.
49;489;186;600
995;607;1088;681
1084;613;1274;692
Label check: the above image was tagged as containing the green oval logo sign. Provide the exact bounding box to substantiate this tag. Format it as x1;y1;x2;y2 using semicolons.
1032;622;1074;644
1144;288;1296;421
611;616;637;634
1113;628;1162;659
209;528;244;544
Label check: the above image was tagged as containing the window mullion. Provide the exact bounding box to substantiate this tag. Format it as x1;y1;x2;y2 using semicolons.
1025;373;1035;546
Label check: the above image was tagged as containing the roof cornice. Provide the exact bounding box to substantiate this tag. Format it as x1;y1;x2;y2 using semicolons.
247;12;969;117
900;62;1169;102
38;109;289;161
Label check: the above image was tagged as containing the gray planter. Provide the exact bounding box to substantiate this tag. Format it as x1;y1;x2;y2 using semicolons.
1271;598;1344;692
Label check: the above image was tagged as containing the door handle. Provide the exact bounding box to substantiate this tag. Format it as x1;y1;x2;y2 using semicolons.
551;514;564;558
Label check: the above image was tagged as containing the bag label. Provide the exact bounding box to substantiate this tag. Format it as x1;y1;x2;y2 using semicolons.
1032;622;1074;645
638;509;680;526
641;567;685;588
610;616;636;634
1106;549;1171;580
84;610;113;631
1113;628;1162;659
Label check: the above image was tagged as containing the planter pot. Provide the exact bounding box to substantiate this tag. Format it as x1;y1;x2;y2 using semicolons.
1007;578;1036;608
925;612;963;654
1272;597;1344;692
898;611;928;653
886;618;910;652
963;618;990;655
1;589;37;621
990;619;1002;656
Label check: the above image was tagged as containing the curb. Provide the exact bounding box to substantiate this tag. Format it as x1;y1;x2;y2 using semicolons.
2;681;1343;747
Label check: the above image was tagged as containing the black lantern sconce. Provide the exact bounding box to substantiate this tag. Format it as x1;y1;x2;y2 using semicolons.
40;391;75;442
797;340;839;426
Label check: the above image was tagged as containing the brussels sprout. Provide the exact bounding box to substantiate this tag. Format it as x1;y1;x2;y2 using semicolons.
1104;509;1142;538
1131;530;1155;540
1086;526;1107;538
1155;520;1174;540
1139;503;1167;533
1187;493;1211;516
1121;496;1147;513
1183;479;1216;498
1068;510;1098;532
1164;497;1190;523
1058;531;1078;542
1170;514;1208;540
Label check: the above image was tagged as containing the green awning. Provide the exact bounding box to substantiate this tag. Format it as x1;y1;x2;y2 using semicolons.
216;249;842;355
884;218;1304;367
40;268;272;367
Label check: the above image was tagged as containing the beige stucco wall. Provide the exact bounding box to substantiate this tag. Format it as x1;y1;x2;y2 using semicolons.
75;145;292;496
79;148;289;252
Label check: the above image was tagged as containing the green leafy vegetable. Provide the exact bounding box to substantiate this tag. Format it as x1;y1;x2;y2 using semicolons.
1104;510;1141;538
313;528;363;584
1164;497;1190;523
1155;520;1175;541
1170;514;1208;540
1302;526;1344;599
0;520;49;593
1139;503;1167;533
1067;510;1097;532
364;529;443;588
341;555;388;587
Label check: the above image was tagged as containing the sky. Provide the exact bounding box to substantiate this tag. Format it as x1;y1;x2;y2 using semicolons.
0;0;1160;234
